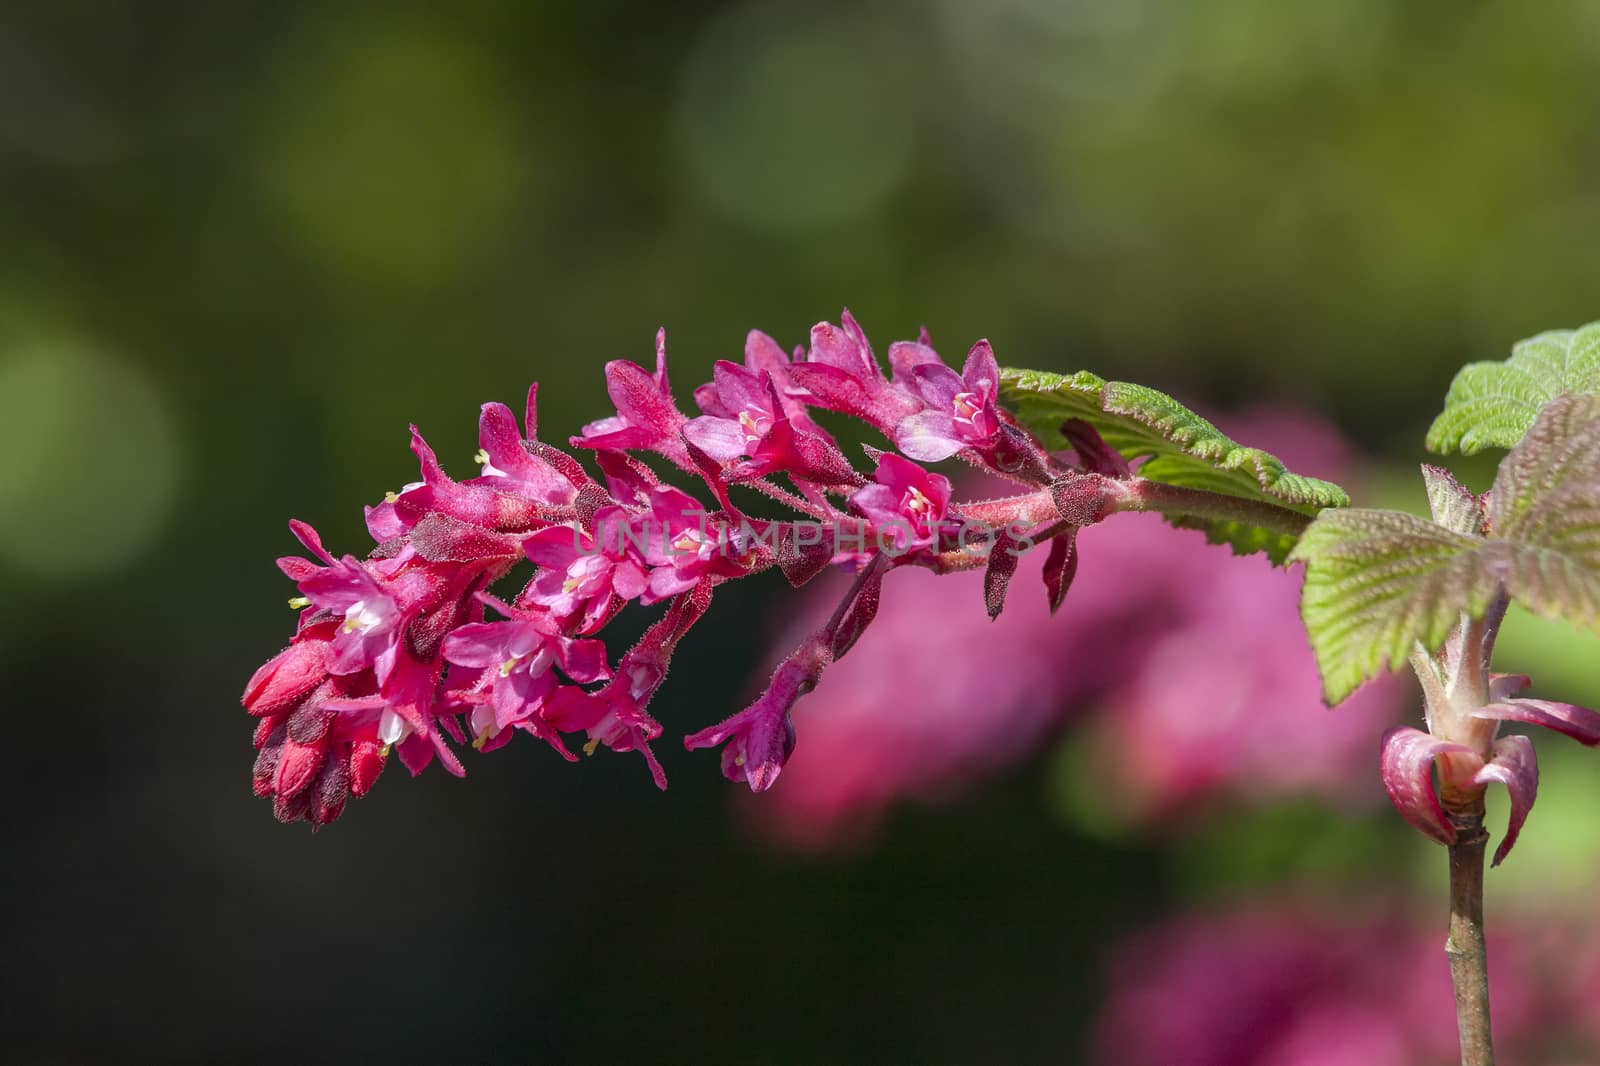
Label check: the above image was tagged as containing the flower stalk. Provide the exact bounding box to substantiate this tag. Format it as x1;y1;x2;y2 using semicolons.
1107;478;1316;539
1446;807;1494;1066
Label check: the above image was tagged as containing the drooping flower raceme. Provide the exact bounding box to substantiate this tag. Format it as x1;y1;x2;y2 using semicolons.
241;310;1347;826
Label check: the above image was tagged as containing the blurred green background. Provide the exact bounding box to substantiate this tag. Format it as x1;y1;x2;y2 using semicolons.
5;2;1600;1063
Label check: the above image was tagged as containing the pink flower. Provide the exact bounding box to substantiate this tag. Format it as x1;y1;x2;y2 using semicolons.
248;511;525;823
251;676;386;827
684;636;829;791
470;389;581;508
249;311;1394;830
548;582;717;788
893;340;1002;461
635;485;749;601
848;453;955;555
281;520;406;682
247;616;383;826
709;328;833;437
685;360;782;461
572;329;691;465
783;311;924;434
441;594;611;754
369;425;555;538
523;510;648;633
685;363;857;484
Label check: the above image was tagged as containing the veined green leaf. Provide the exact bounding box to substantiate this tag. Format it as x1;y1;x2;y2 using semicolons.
1290;509;1503;704
1296;394;1600;703
1488;393;1600;623
1000;368;1349;562
1426;322;1600;455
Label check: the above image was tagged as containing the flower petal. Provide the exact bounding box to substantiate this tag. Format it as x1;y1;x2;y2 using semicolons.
1042;529;1079;614
524;524;583;569
1472;735;1538;866
894;410;964;462
983;528;1021;621
604;358;683;439
441;623;508;669
1474;699;1600;746
785;361;873;417
743;329;791;379
809;317;875;379
909;361;963;410
887;340;941;384
1379;726;1478;845
558;637;612;684
683;415;750;461
960;339;999;397
1488;673;1532;701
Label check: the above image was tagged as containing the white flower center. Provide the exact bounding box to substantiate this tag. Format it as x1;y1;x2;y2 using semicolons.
378;708;412;747
563;554;605;594
628;663;655;700
470;705;499;749
342;599;389;635
672;528;710;557
737;407;772;444
502;645;555;679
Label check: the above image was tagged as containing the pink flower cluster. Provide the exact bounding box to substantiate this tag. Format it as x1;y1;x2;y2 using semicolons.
738;411;1403;849
1096;900;1600;1066
244;313;1120;826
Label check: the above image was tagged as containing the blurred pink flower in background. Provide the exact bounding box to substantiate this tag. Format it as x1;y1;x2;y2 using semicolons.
1095;900;1597;1066
742;409;1408;849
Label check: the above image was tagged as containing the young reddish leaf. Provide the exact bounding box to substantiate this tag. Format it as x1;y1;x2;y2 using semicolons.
1473;699;1600;746
1472;735;1538;866
1380;726;1475;845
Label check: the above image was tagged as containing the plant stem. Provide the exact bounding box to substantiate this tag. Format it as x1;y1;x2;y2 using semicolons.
1445;811;1495;1066
1108;479;1315;538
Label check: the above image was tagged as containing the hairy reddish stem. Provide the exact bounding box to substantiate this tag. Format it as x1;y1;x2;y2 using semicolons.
1445;808;1495;1066
1108;479;1315;538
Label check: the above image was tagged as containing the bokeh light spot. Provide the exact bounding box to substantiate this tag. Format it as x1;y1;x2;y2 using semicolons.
676;2;918;233
0;343;181;579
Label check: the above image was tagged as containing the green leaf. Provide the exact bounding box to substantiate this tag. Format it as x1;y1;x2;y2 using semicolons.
1420;464;1485;536
1426;322;1600;455
1295;394;1600;703
1000;368;1349;562
1290;508;1503;704
1487;392;1600;622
